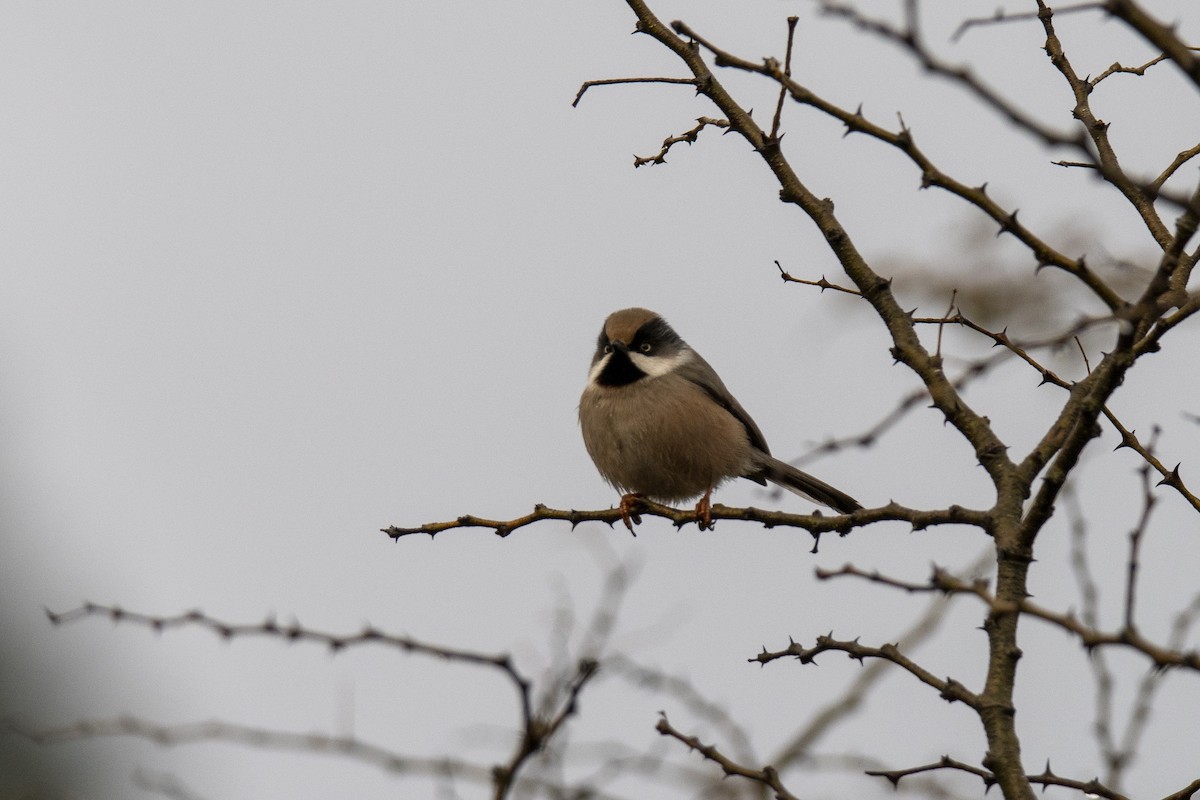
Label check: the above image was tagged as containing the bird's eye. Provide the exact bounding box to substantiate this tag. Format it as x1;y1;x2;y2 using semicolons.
603;345;613;354
639;343;652;353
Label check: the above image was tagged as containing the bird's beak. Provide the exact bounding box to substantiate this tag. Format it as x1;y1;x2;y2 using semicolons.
609;340;629;353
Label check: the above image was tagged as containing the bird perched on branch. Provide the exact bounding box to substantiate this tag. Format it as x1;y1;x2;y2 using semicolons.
579;307;862;531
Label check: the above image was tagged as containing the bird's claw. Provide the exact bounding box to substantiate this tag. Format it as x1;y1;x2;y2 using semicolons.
618;493;644;536
693;488;714;531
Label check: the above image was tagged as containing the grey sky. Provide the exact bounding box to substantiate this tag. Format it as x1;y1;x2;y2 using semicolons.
3;2;1199;798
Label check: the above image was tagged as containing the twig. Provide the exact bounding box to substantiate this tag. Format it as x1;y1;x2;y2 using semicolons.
670;15;1122;310
654;713;802;800
816;564;1200;672
935;289;958;359
1122;455;1159;631
39;603;602;800
606;655;756;764
751;630;983;710
1150;143;1200;195
773;551;992;769
11;716;496;783
1091;54;1169;85
572;76;697;107
775;259;862;295
909;310;1200;511
1103;0;1200;91
1037;0;1172;249
810;0;1084;149
952;4;1104;41
1105;410;1200;512
633;116;729;167
865;755;1134;800
769;16;800;141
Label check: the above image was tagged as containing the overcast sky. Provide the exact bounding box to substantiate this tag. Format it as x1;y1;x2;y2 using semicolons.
3;2;1199;798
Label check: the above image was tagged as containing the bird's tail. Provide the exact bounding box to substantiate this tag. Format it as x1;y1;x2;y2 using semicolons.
760;456;862;514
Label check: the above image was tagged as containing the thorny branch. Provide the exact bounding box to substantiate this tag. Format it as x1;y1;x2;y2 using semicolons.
815;564;1200;672
1103;0;1200;91
633;116;729;167
869;757;1200;800
37;603;601;800
812;0;1086;150
906;308;1200;511
654;713;802;800
572;76;697;107
752;631;984;709
667;18;1125;312
10;717;493;786
866;754;1145;800
573;3;1200;794
771;553;993;771
1068;485;1200;790
384;500;988;551
1036;1;1172;248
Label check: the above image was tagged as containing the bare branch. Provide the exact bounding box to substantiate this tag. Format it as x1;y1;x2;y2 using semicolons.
384;500;990;549
751;629;983;710
1090;53;1169;85
953;4;1104;41
768;16;800;141
1069;484;1200;789
572;76;697;107
1103;0;1200;91
633;116;728;167
774;551;992;770
907;308;1200;513
1036;0;1172;249
818;565;1200;672
46;603;527;676
775;259;862;296
654;713;802;800
811;0;1085;149
40;603;606;800
1150;142;1200;195
670;15;1124;311
606;655;756;764
865;755;1135;800
10;716;497;784
1104;409;1200;512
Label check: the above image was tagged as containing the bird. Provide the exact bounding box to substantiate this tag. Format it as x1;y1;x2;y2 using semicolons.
578;307;862;531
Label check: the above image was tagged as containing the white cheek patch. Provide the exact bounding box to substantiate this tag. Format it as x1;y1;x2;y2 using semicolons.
586;347;693;386
587;353;612;386
630;347;693;378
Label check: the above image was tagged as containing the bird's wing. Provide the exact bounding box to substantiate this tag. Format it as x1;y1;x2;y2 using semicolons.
676;353;772;455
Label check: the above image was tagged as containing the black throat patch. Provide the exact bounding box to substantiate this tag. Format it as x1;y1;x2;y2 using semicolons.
596;348;645;387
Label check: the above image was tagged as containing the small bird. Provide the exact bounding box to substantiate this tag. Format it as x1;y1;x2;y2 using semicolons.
578;308;862;530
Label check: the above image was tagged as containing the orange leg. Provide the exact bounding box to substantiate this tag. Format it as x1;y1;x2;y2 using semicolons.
618;493;644;535
693;487;714;531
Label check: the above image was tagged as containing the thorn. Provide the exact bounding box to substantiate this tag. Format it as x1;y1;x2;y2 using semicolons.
1113;429;1136;451
997;209;1020;236
1155;463;1181;487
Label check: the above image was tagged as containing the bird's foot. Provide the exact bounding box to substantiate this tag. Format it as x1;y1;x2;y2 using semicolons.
618;493;644;536
693;488;714;531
